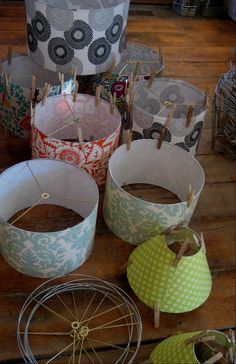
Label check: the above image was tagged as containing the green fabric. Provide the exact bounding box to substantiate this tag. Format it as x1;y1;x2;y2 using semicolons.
150;331;231;364
127;231;212;313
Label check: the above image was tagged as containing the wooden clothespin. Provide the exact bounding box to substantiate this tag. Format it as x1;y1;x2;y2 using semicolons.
128;92;135;113
0;63;3;75
204;87;211;108
95;85;102;106
228;329;235;364
7;46;12;65
120;261;129;275
187;184;195;208
3;72;9;93
126;129;132;151
134;61;141;78
77;127;84;150
73;66;77;86
157;104;176;149
60;73;64;94
42;83;50;105
199;335;216;343
203;352;223;364
200;232;206;254
157;126;167;150
73;80;79;102
185;331;208;344
7;72;11;82
186;104;194;127
173;241;189;267
154;302;160;328
148;68;156;88
30;101;35;126
109;92;114;114
31;75;36;101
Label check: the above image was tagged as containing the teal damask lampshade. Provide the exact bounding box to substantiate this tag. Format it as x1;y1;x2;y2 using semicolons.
103;139;205;245
0;54;74;138
0;159;99;278
127;227;212;313
150;330;235;364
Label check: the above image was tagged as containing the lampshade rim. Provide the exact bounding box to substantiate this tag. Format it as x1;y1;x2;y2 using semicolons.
32;0;129;12
108;139;205;208
0;158;99;234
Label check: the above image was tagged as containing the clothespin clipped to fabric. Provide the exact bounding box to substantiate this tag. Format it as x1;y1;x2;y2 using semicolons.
203;352;223;364
0;63;3;75
154;301;160;328
7;46;12;65
185;331;208;344
204;87;211;108
157;103;176;149
126;129;132;151
200;232;206;254
31;75;36;101
73;66;77;86
187;184;195;208
30;101;35;126
42;83;50;105
120;261;129;275
148;68;156;88
228;329;235;364
173;241;189;267
60;73;64;94
128;92;135;113
95;85;102;106
73;80;79;102
134;61;141;78
200;335;216;343
186;104;194;127
3;72;9;93
77;127;84;151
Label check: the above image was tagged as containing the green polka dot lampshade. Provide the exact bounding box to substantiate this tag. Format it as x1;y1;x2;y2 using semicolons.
150;330;234;364
127;227;212;313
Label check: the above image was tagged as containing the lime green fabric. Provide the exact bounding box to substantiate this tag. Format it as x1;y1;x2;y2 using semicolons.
150;331;231;364
127;232;212;313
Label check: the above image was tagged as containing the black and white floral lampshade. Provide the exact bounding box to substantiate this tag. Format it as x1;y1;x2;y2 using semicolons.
25;0;130;75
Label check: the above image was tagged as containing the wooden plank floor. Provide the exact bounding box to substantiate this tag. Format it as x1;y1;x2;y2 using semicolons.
0;1;236;363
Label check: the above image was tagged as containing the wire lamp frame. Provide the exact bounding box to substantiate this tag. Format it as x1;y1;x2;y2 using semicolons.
17;274;142;363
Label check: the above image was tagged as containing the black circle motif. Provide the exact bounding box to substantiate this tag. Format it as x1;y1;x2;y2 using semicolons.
143;122;172;142
88;38;111;65
132;131;143;140
64;20;93;50
32;11;51;42
105;15;123;44
184;121;203;148
48;37;74;65
119;28;126;54
27;23;38;52
175;142;190;152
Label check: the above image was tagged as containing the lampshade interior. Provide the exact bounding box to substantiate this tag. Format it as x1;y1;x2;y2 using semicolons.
109;140;204;202
133;79;205;119
34;94;121;141
0;160;98;223
1;55;70;88
37;0;127;10
165;228;201;254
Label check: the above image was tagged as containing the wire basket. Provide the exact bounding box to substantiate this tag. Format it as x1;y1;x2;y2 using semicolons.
199;0;225;16
213;55;236;160
172;0;199;16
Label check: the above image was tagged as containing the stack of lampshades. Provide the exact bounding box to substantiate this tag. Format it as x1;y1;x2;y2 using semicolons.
0;1;232;363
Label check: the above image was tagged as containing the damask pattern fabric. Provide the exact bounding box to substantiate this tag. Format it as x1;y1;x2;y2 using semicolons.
103;140;205;245
127;232;212;312
25;0;130;75
130;79;206;156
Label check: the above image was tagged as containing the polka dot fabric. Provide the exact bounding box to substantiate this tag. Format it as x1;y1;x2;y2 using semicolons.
127;232;212;313
25;0;130;75
150;331;232;364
